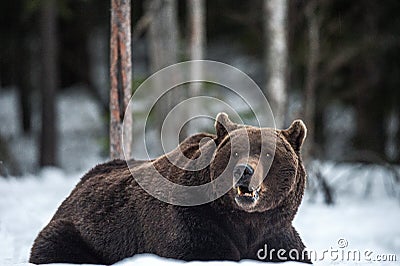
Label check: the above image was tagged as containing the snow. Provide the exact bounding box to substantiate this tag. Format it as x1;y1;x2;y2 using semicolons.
0;169;79;265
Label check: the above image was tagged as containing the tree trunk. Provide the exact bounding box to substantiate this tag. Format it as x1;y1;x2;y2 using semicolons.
314;94;325;156
353;63;385;159
264;0;288;129
17;34;32;134
110;0;133;160
303;0;320;159
188;0;205;63
146;0;178;72
353;5;385;161
39;0;58;167
146;0;179;150
187;0;206;135
396;110;400;163
0;134;21;176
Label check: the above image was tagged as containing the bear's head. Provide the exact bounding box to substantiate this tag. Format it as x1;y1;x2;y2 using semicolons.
210;113;307;214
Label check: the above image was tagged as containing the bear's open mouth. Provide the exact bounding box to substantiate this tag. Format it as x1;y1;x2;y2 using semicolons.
234;185;261;207
236;186;260;198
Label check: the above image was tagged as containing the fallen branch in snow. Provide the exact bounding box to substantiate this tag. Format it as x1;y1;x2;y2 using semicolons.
306;161;335;205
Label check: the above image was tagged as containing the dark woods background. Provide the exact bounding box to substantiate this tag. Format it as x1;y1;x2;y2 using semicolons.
1;0;400;179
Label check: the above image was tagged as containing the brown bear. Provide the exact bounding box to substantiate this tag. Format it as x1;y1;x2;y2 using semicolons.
29;113;311;264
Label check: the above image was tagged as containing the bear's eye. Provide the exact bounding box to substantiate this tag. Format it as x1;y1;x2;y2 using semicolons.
233;152;239;158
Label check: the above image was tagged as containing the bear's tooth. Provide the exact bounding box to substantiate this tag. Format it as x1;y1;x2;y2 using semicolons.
237;187;242;195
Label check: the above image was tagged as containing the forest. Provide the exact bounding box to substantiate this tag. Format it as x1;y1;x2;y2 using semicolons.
0;0;399;265
1;0;400;170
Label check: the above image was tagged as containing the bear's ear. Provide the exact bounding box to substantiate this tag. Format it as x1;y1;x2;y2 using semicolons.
282;120;307;153
215;112;237;140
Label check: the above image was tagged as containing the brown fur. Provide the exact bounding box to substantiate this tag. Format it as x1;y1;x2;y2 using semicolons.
29;113;310;264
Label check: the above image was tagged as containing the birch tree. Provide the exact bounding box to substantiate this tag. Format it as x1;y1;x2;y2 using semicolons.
146;0;180;146
264;0;288;128
110;0;133;159
146;0;178;73
187;0;206;134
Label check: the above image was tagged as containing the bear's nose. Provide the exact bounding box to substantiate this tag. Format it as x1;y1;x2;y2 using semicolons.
233;164;254;185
